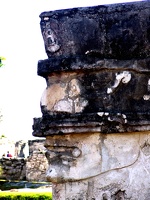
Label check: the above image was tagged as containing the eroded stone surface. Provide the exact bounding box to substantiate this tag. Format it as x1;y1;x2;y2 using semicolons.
45;133;101;182
44;132;140;183
50;131;150;200
33;58;150;136
26;150;48;182
33;1;150;199
41;73;88;113
40;1;150;59
0;158;26;181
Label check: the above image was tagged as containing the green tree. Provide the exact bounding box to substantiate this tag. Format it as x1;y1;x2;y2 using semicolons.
0;56;6;67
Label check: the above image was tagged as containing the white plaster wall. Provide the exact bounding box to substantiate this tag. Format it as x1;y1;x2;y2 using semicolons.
50;131;150;200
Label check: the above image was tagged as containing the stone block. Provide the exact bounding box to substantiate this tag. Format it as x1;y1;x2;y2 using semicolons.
40;1;150;59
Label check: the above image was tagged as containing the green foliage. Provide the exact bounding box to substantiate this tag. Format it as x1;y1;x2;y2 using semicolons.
0;56;6;67
0;191;52;200
0;134;6;139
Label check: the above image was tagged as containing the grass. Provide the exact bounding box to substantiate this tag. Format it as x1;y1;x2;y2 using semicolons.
0;191;52;199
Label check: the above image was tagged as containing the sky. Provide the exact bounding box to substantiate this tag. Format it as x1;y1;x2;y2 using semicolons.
0;0;143;141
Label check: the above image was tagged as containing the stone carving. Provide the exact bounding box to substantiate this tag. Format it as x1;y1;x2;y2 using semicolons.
44;132;140;183
40;1;150;59
41;78;88;113
34;59;150;135
33;1;150;199
45;132;150;199
41;22;60;53
45;133;101;182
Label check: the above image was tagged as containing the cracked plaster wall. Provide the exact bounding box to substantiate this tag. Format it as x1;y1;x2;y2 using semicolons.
51;131;150;200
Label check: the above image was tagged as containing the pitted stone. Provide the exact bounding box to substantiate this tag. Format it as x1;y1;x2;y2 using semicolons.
33;1;150;199
39;1;150;59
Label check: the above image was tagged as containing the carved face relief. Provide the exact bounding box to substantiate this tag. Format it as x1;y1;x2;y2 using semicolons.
41;76;88;114
44;132;140;183
45;133;102;183
42;22;60;53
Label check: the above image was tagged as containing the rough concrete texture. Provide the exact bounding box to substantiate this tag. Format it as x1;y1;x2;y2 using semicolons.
50;131;150;200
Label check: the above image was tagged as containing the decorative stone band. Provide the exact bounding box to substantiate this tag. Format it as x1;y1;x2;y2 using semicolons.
37;56;150;77
33;113;150;136
32;58;150;136
33;1;150;137
39;1;150;59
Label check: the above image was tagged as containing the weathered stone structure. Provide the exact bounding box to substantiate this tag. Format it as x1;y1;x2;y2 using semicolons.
0;158;26;180
26;150;48;182
33;1;150;199
28;139;45;155
0;138;29;158
26;139;48;182
0;139;48;182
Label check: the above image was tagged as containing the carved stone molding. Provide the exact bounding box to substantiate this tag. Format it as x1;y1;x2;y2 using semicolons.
33;1;150;199
33;58;150;136
39;1;150;59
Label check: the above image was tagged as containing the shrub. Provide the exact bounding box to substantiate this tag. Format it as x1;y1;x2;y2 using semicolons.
0;57;6;67
0;191;52;200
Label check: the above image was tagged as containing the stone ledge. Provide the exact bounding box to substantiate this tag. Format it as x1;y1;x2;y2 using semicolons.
39;1;150;59
32;112;150;136
38;58;150;77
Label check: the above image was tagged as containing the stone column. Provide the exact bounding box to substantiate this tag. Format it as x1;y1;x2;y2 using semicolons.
33;1;150;199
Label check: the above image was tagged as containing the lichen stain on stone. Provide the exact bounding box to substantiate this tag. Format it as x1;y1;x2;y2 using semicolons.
111;190;126;200
98;112;127;124
107;71;131;94
143;95;150;100
141;142;150;156
67;78;88;113
143;78;150;100
40;83;67;111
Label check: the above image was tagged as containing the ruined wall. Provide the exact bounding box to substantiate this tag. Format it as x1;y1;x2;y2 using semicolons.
28;139;46;155
15;140;29;158
0;158;26;180
0;138;29;158
26;139;48;182
26;150;48;182
0;139;48;181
